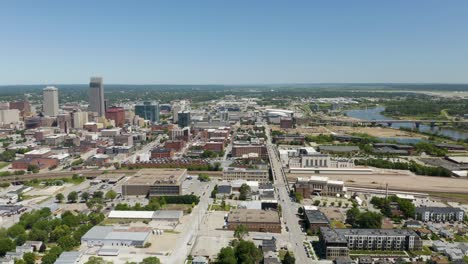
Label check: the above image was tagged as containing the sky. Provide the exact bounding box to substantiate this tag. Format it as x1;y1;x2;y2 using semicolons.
0;0;468;85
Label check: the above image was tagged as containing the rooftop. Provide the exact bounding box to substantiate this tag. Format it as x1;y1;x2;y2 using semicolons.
125;169;186;185
304;209;329;224
416;206;464;213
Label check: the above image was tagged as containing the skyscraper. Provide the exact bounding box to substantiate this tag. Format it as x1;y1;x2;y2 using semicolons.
178;111;191;128
43;86;59;116
88;77;105;117
135;101;160;123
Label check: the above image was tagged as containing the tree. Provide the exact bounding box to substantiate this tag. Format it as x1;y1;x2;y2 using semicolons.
7;224;25;238
282;251;296;264
0;238;14;257
313;200;320;206
217;246;236;264
67;191;78;203
57;235;79;251
294;192;303;203
55;193;65;203
234;224;249;240
239;184;251;201
93;191;104;199
235;240;262;264
198;173;211;182
357;211;382;229
211;185;218;198
346;206;360;227
105;190;117;200
22;252;36;264
84;256;111;264
81;192;90;202
50;225;71;242
141;257;161;264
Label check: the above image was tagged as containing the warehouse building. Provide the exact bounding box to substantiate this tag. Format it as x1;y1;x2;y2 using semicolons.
222;167;269;183
226;209;281;233
415;206;465;222
121;169;186;197
81;226;152;247
319;227;422;260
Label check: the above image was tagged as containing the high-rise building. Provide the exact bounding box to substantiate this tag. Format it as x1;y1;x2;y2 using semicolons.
72;111;89;129
88;77;105;117
10;99;31;117
43;86;59;117
177;111;191;128
135;101;160;123
105;107;126;127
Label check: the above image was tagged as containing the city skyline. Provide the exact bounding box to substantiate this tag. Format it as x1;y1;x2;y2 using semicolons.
1;0;468;85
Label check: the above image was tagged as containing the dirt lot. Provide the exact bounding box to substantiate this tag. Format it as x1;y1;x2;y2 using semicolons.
272;125;423;139
288;169;468;195
327;126;423;138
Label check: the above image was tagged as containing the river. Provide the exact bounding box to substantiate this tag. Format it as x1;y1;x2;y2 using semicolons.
345;106;468;141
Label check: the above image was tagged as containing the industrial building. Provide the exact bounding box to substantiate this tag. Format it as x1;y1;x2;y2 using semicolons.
121;169;187;197
222;167;269;183
294;176;346;198
415;206;465;222
81;226;152;247
226;209;281;233
319;227;422;260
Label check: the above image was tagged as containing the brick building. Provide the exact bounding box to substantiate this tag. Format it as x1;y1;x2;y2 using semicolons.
227;209;281;233
151;148;174;159
105;107;126;127
164;140;185;152
203;142;224;152
232;144;268;159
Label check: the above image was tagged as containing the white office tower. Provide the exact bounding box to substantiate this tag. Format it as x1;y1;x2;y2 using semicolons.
88;77;105;117
72;111;89;129
43;86;59;116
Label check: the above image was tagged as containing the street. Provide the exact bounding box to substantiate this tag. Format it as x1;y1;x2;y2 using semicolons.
265;125;309;263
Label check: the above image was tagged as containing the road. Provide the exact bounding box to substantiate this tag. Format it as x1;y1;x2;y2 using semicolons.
265;125;309;263
160;178;211;264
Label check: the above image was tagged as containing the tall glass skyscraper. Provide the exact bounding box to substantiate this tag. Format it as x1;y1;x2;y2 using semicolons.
88;77;105;117
135;101;160;123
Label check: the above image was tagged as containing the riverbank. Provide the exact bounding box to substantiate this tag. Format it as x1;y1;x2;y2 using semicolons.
345;107;468;140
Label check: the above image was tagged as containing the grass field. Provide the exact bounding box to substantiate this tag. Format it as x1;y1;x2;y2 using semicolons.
330;220;346;228
0;162;9;169
427;192;468;204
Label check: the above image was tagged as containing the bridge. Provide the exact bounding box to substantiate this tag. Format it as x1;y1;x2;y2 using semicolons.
310;118;468;128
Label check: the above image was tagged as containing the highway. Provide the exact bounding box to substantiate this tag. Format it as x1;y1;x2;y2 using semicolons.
265;125;309;263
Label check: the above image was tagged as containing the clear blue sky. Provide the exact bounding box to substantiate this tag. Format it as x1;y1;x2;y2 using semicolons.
1;0;467;85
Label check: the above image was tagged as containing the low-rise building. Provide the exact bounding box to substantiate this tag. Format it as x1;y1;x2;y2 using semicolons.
222;167;269;183
303;206;330;233
226;209;281;233
294;176;346;198
122;169;187;196
151;148;174;159
81;226;151;247
319;227;423;260
232;144;268;159
415;207;465;222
